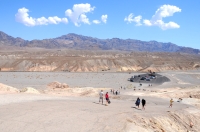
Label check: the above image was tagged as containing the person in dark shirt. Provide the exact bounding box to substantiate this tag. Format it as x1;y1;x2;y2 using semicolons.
135;97;140;108
142;99;146;110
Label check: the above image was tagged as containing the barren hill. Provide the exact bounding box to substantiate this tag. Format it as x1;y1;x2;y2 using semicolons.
0;49;200;72
0;31;199;54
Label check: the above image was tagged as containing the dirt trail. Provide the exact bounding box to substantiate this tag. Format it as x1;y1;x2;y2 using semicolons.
0;70;200;132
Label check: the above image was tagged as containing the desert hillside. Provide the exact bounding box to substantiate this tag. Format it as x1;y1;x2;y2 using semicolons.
0;49;200;72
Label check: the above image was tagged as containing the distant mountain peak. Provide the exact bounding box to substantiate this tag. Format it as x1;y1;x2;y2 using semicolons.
0;31;199;54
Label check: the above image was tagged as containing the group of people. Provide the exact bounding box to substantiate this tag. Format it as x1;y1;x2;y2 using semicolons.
99;90;110;106
100;90;147;109
110;89;120;95
99;90;175;109
135;97;146;110
136;98;175;109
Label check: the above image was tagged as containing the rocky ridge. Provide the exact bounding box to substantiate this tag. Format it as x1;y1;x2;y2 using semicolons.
0;31;199;54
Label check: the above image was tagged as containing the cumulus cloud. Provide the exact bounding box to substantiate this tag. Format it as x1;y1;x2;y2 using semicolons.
143;5;181;30
15;8;35;26
16;4;108;27
93;20;101;24
101;15;108;23
92;15;108;24
124;13;142;26
15;7;68;26
143;19;152;26
65;3;95;26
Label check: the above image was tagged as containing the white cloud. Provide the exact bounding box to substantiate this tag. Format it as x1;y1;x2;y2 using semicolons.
15;7;68;26
62;18;68;24
143;19;152;26
92;15;108;24
101;14;108;23
36;17;48;25
93;20;101;24
16;4;107;27
65;3;94;26
80;14;90;24
124;13;142;26
48;16;61;24
15;8;36;26
143;5;181;30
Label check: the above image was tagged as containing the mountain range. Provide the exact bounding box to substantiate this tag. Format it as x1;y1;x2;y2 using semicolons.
0;31;199;54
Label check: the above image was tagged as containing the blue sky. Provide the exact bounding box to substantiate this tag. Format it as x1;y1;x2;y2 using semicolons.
0;0;200;49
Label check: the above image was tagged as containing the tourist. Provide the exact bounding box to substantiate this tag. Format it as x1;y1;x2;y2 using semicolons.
99;90;104;104
169;98;174;108
135;97;140;108
105;92;109;106
142;99;146;110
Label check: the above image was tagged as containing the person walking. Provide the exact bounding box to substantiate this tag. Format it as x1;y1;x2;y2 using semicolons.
99;90;104;104
169;98;174;108
135;97;140;108
142;99;146;110
105;92;109;106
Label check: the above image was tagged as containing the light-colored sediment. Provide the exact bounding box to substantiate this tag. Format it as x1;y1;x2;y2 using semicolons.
20;87;40;94
0;83;19;93
0;71;200;132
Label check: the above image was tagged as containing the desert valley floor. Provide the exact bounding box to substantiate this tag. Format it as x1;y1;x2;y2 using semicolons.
0;71;200;132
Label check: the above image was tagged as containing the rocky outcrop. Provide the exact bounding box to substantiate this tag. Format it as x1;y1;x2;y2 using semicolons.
20;87;40;94
48;81;69;89
124;109;200;132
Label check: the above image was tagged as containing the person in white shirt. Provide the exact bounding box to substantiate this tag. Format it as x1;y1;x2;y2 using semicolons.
99;90;104;104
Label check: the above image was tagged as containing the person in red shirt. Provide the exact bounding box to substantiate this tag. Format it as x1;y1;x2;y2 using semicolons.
105;92;109;106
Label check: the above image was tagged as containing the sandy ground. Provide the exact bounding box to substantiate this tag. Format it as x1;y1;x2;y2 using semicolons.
0;71;200;132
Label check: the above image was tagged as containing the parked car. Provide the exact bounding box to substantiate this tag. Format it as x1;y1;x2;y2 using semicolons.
130;78;134;82
150;76;155;79
140;77;146;80
146;78;150;81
